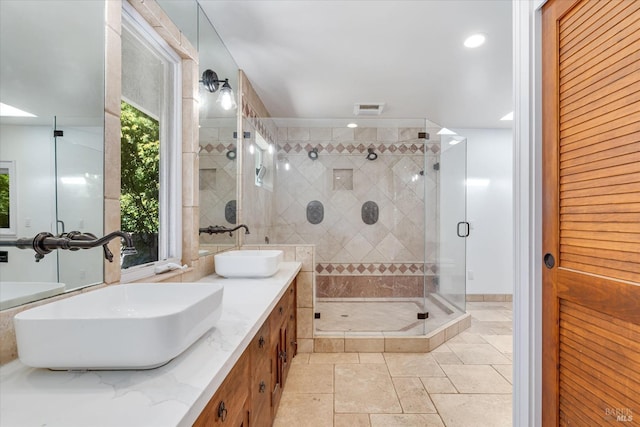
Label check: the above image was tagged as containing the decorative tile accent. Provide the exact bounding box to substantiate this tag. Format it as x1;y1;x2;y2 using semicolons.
277;141;439;155
316;263;433;276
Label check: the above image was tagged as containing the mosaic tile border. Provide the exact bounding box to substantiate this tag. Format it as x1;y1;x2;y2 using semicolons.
278;142;440;155
315;263;437;276
241;99;276;144
199;142;235;154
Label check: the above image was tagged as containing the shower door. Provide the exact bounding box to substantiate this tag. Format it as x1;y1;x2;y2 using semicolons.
437;137;467;311
54;117;104;290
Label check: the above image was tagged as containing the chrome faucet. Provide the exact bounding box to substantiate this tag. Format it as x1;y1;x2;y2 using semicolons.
0;230;137;262
199;224;250;237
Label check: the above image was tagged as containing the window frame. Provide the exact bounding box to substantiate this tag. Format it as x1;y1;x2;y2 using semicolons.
120;2;182;283
0;160;17;237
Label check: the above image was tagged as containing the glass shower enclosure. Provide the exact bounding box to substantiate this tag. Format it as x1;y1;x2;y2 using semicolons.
240;116;468;337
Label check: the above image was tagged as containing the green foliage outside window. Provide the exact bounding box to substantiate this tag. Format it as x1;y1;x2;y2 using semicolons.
120;101;160;266
0;173;9;228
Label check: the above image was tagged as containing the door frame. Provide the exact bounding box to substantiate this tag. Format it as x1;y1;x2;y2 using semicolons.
513;1;548;426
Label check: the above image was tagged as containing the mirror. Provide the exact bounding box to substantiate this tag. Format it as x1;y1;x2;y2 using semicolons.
156;2;240;254
0;1;105;310
196;6;240;253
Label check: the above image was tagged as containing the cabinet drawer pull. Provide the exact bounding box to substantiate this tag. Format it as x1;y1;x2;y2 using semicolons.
258;336;265;348
259;380;266;393
217;401;228;421
279;306;284;315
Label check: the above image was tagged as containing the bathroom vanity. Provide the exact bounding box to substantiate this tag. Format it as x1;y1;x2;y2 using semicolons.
0;262;301;426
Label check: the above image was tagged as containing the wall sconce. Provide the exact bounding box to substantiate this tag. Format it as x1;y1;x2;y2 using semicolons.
366;148;378;161
278;154;290;171
200;69;237;111
308;147;319;160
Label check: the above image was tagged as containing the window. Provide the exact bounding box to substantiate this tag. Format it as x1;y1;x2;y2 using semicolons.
120;3;182;282
0;160;16;236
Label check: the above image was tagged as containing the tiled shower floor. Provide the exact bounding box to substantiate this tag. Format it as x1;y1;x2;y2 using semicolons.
276;302;513;427
315;296;465;336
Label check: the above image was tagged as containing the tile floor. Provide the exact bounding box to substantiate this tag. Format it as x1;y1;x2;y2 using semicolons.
274;302;513;427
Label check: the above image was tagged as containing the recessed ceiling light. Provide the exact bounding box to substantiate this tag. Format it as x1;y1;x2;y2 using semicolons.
437;127;457;135
500;111;514;121
464;33;486;48
0;102;36;117
347;123;358;128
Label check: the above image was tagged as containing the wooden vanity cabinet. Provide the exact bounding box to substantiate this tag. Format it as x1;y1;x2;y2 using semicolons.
249;321;272;427
194;350;250;427
270;280;297;414
195;278;297;427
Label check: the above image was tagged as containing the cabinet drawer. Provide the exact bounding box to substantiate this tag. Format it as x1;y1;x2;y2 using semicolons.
250;321;270;374
194;351;250;427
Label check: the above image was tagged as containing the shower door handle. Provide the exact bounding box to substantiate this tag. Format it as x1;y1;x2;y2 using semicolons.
56;219;65;234
456;221;469;238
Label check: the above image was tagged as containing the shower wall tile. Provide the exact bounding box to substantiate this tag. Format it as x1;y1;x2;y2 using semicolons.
272;126;440;299
377;128;399;142
316;275;425;298
288;127;310;141
354;127;377;141
310;127;332;140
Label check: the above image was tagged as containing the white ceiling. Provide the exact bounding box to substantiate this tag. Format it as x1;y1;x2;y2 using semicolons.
199;0;513;129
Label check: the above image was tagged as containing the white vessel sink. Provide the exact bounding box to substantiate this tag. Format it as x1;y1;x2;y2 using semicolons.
13;282;224;370
214;250;283;278
0;282;66;310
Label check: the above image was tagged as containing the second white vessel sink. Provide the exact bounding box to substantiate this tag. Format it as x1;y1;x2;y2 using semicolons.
214;250;283;278
13;282;224;370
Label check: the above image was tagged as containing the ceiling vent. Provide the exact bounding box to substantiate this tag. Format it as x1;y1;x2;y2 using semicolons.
354;103;385;116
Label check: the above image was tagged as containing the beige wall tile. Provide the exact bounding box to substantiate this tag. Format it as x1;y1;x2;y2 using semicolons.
182;98;199;154
428;330;445;352
106;0;122;34
104;112;121;200
182;207;197;264
345;338;385;353
296;339;314;353
104;26;121;117
297;308;313;339
296;272;313;308
295;246;314;272
384;337;429;353
181;60;199;101
444;322;460;341
182;152;197;207
104;198;122;284
314;338;344;353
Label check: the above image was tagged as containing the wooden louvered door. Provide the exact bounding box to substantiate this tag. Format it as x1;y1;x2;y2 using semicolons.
542;0;640;425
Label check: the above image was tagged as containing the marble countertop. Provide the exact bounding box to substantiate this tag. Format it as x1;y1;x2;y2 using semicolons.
0;262;302;427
